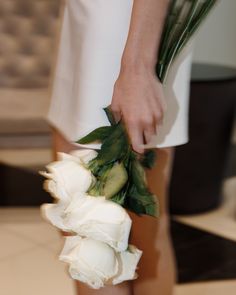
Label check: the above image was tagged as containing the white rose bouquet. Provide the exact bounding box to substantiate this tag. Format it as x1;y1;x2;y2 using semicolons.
41;0;216;289
40;147;143;289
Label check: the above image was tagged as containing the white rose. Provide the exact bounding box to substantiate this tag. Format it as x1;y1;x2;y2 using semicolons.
59;236;142;289
57;149;98;166
112;245;142;285
43;179;69;202
41;202;70;232
40;191;85;232
60;236;118;289
69;149;98;165
41;193;132;251
40;153;95;201
64;194;132;251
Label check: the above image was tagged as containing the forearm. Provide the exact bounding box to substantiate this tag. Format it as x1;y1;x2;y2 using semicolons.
121;0;170;71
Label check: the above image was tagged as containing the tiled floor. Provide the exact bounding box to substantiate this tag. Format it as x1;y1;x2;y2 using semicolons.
175;280;236;295
0;206;236;295
0;208;75;295
174;177;236;242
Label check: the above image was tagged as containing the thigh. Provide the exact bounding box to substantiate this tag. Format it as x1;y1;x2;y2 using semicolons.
130;147;177;295
51;126;78;160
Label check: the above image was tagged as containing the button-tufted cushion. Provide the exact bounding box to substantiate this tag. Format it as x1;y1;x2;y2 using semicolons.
0;0;63;148
0;0;61;88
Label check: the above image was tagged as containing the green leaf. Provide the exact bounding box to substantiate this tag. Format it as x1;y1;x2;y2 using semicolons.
76;126;113;144
146;201;159;217
140;149;157;169
103;105;117;126
96;123;129;165
126;185;158;217
131;159;149;194
110;190;126;206
122;146;132;169
127;197;146;215
88;181;101;196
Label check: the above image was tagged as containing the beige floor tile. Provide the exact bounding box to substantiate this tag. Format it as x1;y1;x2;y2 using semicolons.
174;177;236;242
0;207;65;253
3;221;61;247
0;148;52;167
0;245;75;295
174;206;236;242
0;227;37;261
0;207;43;223
175;280;236;295
45;232;66;254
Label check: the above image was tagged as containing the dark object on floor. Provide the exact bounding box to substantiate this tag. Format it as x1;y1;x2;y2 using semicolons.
169;63;236;214
0;163;51;206
171;220;236;283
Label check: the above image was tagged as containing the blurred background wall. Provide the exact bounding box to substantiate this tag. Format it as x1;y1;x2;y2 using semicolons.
193;0;236;67
0;0;63;205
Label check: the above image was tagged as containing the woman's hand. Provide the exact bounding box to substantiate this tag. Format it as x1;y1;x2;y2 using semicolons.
110;63;166;154
109;0;169;154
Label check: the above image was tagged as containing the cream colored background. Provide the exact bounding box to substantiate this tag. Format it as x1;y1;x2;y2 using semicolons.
193;0;236;67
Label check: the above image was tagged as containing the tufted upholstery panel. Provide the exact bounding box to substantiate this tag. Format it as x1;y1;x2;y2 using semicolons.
0;0;61;88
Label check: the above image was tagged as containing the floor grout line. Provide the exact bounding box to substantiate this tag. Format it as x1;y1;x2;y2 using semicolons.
1;223;62;250
0;243;41;263
173;213;236;242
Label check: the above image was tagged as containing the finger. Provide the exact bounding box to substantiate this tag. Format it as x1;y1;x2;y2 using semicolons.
147;96;165;127
154;111;164;127
158;92;167;114
126;122;144;154
154;78;167;114
113;110;122;123
143;122;156;144
110;105;122;123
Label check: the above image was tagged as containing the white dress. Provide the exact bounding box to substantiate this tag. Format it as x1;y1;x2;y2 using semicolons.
48;0;193;150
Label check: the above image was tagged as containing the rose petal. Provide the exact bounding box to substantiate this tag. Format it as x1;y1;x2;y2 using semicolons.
57;152;82;163
39;171;52;179
46;160;93;194
40;203;70;232
59;237;119;289
112;245;143;284
43;179;69;202
70;149;98;164
69;263;104;289
59;236;82;262
64;195;131;251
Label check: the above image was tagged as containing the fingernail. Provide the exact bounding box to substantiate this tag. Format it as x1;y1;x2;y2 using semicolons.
137;148;144;154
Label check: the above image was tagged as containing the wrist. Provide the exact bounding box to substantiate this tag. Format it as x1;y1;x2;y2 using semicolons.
120;55;157;75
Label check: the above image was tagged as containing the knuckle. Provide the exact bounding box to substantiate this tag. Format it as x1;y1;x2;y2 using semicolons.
110;104;120;113
141;116;153;127
154;110;163;122
126;117;137;126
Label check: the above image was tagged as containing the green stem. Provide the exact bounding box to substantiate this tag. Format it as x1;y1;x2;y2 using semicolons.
158;0;217;82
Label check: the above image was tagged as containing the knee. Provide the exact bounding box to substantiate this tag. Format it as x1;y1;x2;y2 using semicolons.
51;126;78;156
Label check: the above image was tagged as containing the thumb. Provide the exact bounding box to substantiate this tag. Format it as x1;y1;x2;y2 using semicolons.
110;107;122;124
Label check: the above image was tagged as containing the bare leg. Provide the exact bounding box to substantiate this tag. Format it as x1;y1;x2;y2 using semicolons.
130;147;177;295
51;127;132;295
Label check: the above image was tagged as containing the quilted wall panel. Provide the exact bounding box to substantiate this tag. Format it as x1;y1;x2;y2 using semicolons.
0;0;61;88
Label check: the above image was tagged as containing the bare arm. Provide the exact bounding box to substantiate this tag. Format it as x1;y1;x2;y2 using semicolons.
111;0;170;153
